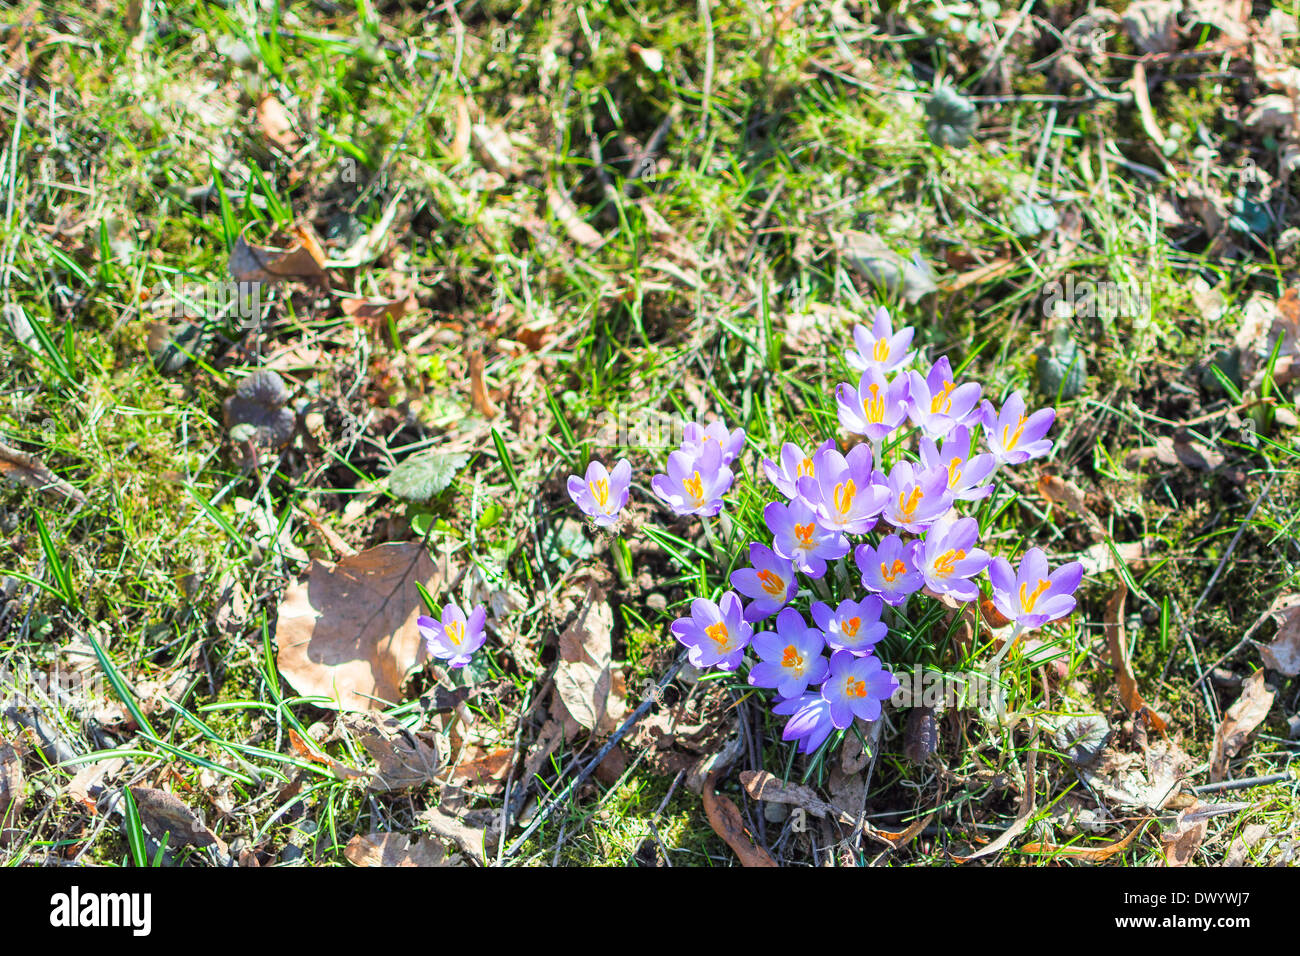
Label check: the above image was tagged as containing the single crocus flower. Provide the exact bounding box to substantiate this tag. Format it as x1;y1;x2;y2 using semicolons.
811;595;887;656
906;356;983;440
566;458;632;529
418;602;488;668
878;460;953;534
987;548;1084;631
980;391;1055;466
761;439;836;500
681;419;747;466
651;440;733;517
748;607;830;698
764;498;849;579
856;534;925;606
730;543;798;622
918;426;995;502
836;365;912;444
820;649;898;727
772;691;837;754
917;513;990;602
670;592;753;671
846;306;916;376
796;443;888;534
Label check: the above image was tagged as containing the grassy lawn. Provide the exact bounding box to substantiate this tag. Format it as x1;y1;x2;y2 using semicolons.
0;0;1297;867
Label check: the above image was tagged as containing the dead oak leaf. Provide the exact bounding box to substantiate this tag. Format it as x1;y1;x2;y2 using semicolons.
343;712;441;791
275;543;448;712
1259;593;1300;676
344;832;457;867
1210;670;1275;782
229;226;327;284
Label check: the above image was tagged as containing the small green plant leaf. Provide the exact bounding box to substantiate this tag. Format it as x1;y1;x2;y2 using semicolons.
388;449;469;502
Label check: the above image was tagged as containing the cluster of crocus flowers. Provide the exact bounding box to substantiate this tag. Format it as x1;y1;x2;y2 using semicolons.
564;308;1084;760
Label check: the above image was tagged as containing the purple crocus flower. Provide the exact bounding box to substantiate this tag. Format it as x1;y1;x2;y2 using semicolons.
566;458;632;529
764;498;849;579
773;691;836;754
846;306;916;376
418;602;488;668
748;607;829;699
836;365;912;444
856;534;925;606
917;513;990;602
878;460;953;534
761;439;836;500
651;440;733;517
918;426;995;502
811;596;887;656
730;543;798;622
681;420;747;467
987;548;1084;630
980;391;1055;466
906;356;983;440
670;591;753;671
796;443;888;534
820;649;898;727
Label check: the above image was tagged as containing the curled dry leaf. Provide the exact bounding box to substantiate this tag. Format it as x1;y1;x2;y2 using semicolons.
340;292;418;329
343;712;441;791
1105;584;1169;731
229;226;327;283
127;786;227;854
739;770;851;824
703;770;777;867
1074;538;1154;577
1259;593;1300;677
1023;821;1151;861
275;543;448;712
1210;670;1275;782
468;351;499;418
344;832;456;867
0;440;86;506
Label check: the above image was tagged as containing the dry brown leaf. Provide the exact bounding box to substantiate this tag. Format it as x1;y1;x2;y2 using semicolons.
256;93;301;152
419;806;486;863
128;787;227;854
1259;593;1300;676
1105;584;1169;731
1037;474;1103;536
554;594;617;732
64;757;124;805
468;351;499;418
546;187;603;251
344;832;454;867
446;746;514;792
275;543;447;712
0;440;86;506
229;227;327;283
1223;822;1269;866
739;770;853;824
340;293;417;329
343;713;441;791
703;770;777;867
1023;821;1151;861
1210;670;1275;781
1162;805;1208;866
